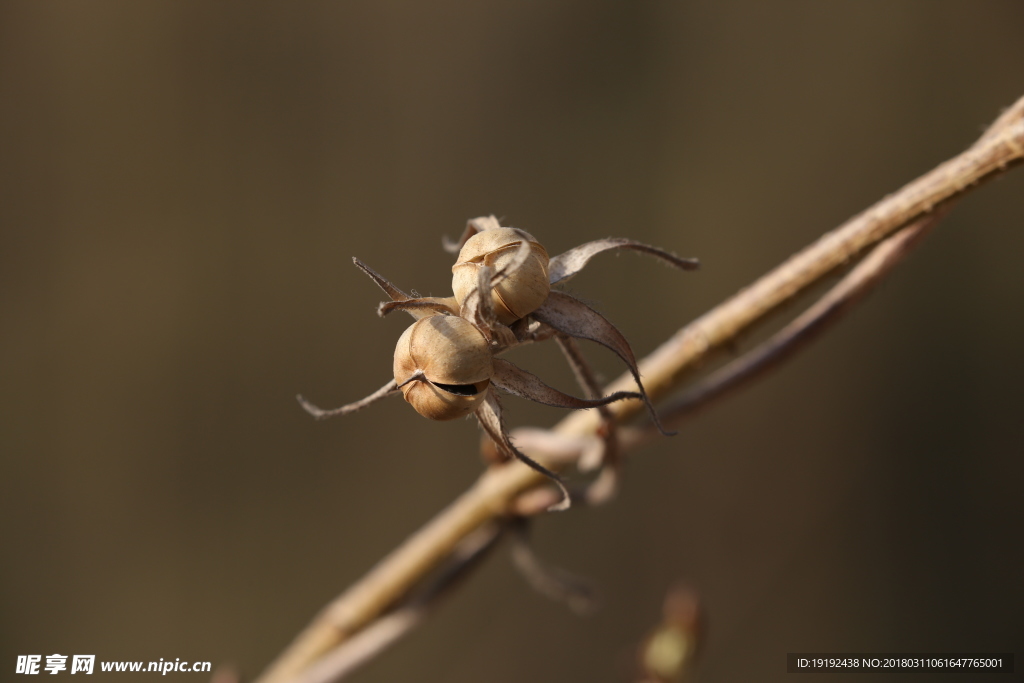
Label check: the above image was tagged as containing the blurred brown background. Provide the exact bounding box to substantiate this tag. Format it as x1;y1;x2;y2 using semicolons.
2;2;1022;681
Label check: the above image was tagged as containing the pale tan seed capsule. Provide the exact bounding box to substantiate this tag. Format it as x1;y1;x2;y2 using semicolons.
452;227;550;325
392;315;492;421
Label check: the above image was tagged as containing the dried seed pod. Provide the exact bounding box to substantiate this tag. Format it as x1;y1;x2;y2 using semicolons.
393;315;492;421
452;227;550;325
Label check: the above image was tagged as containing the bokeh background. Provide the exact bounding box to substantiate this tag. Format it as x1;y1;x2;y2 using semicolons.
2;2;1022;681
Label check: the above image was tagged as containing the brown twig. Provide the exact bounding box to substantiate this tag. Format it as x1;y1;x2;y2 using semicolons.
642;206;948;436
552;98;1024;439
254;96;1024;683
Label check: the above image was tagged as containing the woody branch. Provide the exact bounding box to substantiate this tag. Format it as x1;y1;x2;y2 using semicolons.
254;94;1024;683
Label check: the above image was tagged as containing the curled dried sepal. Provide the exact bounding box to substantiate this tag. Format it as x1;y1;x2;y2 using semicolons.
442;215;503;254
475;392;570;511
453;263;519;349
491;358;641;410
459;262;499;329
378;297;458;318
297;379;399;420
547;238;699;285
532;291;675;436
487;236;536;291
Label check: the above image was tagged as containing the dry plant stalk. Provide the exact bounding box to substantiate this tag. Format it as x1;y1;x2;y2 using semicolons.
300;225;697;511
256;95;1024;683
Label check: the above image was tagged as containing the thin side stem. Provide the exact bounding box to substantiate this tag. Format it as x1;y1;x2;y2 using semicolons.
648;207;947;434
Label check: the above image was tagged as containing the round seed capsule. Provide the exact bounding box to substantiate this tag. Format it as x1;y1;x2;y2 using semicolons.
393;315;492;420
452;228;550;325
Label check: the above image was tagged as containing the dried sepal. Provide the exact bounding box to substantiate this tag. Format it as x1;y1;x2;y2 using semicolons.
488;236;535;290
459;262;499;329
553;333;622;504
352;258;457;321
547;238;699;285
491;358;641;410
532;291;675;436
475;392;570;511
352;257;410;300
296;379;399;420
553;333;619;469
442;214;503;254
509;487;564;516
378;297;458;318
449;265;512;349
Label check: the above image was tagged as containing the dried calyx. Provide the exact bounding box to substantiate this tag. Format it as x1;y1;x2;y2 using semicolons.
298;216;698;510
